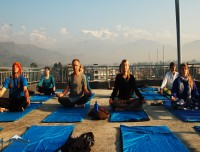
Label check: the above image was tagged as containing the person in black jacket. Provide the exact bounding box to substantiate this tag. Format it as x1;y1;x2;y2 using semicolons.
109;59;145;111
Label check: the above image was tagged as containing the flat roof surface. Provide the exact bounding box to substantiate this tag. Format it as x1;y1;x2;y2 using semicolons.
0;89;200;152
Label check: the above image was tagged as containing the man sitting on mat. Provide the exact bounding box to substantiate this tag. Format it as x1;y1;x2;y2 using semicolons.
171;63;200;110
0;62;30;112
36;66;56;95
109;59;146;111
56;59;91;107
160;62;179;95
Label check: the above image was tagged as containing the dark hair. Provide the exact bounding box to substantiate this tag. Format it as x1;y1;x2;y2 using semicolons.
170;62;176;68
44;66;50;71
119;63;122;73
72;59;80;65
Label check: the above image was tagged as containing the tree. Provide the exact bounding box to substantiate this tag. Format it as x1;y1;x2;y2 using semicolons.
58;62;62;68
53;63;58;69
30;63;38;68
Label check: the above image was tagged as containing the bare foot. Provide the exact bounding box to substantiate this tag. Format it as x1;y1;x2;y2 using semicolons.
0;108;9;113
0;108;4;113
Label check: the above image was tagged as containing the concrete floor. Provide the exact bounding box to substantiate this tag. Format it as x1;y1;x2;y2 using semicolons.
0;89;200;152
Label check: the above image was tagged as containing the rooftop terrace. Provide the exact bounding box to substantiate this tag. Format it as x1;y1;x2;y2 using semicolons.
0;88;200;152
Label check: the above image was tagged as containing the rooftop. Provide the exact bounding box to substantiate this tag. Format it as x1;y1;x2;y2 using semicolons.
0;89;200;152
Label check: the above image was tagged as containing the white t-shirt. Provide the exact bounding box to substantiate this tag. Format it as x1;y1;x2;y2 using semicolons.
160;71;179;90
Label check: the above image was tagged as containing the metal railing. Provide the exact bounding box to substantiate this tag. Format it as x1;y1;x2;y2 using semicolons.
51;64;200;82
0;68;42;87
1;64;200;86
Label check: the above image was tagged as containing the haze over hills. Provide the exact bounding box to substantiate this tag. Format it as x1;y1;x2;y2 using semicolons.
0;39;199;67
54;39;200;65
0;42;69;67
182;40;200;62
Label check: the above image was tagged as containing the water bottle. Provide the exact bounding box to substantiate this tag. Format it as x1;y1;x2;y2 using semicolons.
94;101;99;112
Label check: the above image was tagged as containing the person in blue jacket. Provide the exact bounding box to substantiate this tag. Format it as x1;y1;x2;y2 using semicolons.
0;62;30;112
171;63;200;109
37;66;56;95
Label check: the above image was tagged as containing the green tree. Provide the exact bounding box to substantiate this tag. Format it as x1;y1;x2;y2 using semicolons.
53;63;58;69
58;62;62;68
30;63;38;68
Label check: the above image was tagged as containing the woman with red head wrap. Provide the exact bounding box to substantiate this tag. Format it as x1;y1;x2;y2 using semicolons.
0;62;30;112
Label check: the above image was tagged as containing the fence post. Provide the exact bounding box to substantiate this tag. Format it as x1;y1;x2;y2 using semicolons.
62;68;64;83
106;66;108;81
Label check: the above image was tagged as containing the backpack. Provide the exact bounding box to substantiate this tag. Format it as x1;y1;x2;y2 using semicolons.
88;106;109;120
58;132;94;152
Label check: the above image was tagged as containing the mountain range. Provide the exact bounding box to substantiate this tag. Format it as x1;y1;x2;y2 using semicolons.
0;41;69;67
0;39;199;67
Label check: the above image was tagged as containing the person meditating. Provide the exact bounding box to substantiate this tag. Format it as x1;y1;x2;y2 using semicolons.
160;62;179;95
0;62;30;112
56;59;91;107
109;59;146;111
171;63;200;110
36;66;56;95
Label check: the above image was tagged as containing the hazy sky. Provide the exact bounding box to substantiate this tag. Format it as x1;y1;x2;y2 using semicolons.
0;0;200;63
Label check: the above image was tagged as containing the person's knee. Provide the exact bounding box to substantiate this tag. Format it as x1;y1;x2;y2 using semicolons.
58;97;64;103
58;97;69;103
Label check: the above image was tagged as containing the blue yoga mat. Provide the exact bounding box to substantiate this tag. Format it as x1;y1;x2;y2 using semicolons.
0;103;42;122
42;102;90;122
194;126;200;132
55;89;63;93
139;87;158;92
88;93;95;101
109;110;149;122
0;127;2;131
164;100;200;122
3;125;75;152
141;91;168;100
30;94;54;103
120;125;189;152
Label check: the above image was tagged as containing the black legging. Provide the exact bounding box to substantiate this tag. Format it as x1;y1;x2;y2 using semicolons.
58;95;90;107
110;98;142;111
0;96;28;112
38;87;54;95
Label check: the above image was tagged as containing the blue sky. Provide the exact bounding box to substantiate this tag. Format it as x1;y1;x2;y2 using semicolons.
0;0;200;63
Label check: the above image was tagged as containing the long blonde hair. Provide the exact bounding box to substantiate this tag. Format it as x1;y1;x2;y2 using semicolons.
180;63;194;89
121;59;131;80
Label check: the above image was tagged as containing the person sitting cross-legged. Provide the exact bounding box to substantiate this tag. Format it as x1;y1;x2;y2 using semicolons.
109;59;146;111
56;59;92;107
0;62;30;112
36;66;56;95
160;62;179;95
171;63;200;110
